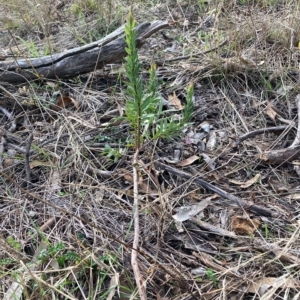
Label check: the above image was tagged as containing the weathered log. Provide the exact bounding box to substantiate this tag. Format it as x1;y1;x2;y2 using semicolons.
0;20;169;84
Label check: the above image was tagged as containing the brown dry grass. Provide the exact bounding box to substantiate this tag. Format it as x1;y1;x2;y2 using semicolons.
0;0;300;299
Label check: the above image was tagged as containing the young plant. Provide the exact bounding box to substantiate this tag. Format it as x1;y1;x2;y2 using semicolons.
17;37;39;58
206;268;218;288
123;11;193;299
102;144;125;163
124;13;194;147
6;236;21;251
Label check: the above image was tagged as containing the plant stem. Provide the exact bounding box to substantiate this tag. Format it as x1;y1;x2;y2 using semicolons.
131;148;147;300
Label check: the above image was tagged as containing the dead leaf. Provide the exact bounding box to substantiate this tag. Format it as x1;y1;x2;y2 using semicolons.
206;130;217;151
183;19;190;27
286;194;300;200
265;102;277;122
230;173;261;188
202;153;216;170
231;216;260;235
191;217;237;238
3;158;15;168
45;81;57;88
29;160;53;169
106;273;119;300
177;155;199;166
3;283;23;300
55;95;79;110
173;196;212;222
123;173;155;194
275;85;293;96
247;276;300;295
168;92;183;110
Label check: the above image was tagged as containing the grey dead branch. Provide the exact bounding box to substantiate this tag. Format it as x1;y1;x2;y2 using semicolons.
155;161;279;218
0;20;169;84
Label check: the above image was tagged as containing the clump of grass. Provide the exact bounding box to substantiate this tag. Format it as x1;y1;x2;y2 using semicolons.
0;0;56;35
69;0;126;43
70;0;99;15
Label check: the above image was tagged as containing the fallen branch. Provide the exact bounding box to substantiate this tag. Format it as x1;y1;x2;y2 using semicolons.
0;20;169;84
154;161;280;218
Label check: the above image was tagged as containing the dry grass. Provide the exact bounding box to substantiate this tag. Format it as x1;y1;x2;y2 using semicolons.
0;0;300;299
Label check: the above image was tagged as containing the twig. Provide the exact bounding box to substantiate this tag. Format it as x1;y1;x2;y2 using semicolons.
0;106;16;132
131;149;147;300
0;137;5;169
235;126;288;146
289;94;300;148
154;161;279;218
25;133;33;189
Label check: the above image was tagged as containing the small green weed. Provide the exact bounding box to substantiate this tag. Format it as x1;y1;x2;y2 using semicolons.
37;242;65;262
0;258;16;266
102;144;125;162
263;223;269;238
206;268;218;288
71;0;98;16
37;242;81;268
17;37;39;58
6;236;21;251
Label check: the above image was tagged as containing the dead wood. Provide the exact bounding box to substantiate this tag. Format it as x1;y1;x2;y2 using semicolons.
261;94;300;164
235;126;288;147
0;20;169;84
155;161;279;218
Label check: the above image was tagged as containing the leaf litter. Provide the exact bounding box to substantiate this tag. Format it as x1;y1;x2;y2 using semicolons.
1;0;300;299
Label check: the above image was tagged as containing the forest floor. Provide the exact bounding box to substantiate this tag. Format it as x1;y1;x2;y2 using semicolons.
0;0;300;299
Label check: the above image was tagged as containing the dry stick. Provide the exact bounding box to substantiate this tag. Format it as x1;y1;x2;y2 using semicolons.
0;106;16;133
132;150;147;300
0;137;5;169
289;94;300;148
154;161;278;218
25;133;33;189
0;21;168;84
235;126;288;146
0;170;199;299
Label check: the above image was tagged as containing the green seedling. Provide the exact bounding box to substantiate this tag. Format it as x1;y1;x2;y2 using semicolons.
102;144;125;162
263;223;269;239
17;37;39;58
206;268;218;288
6;236;21;251
124;11;194;149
